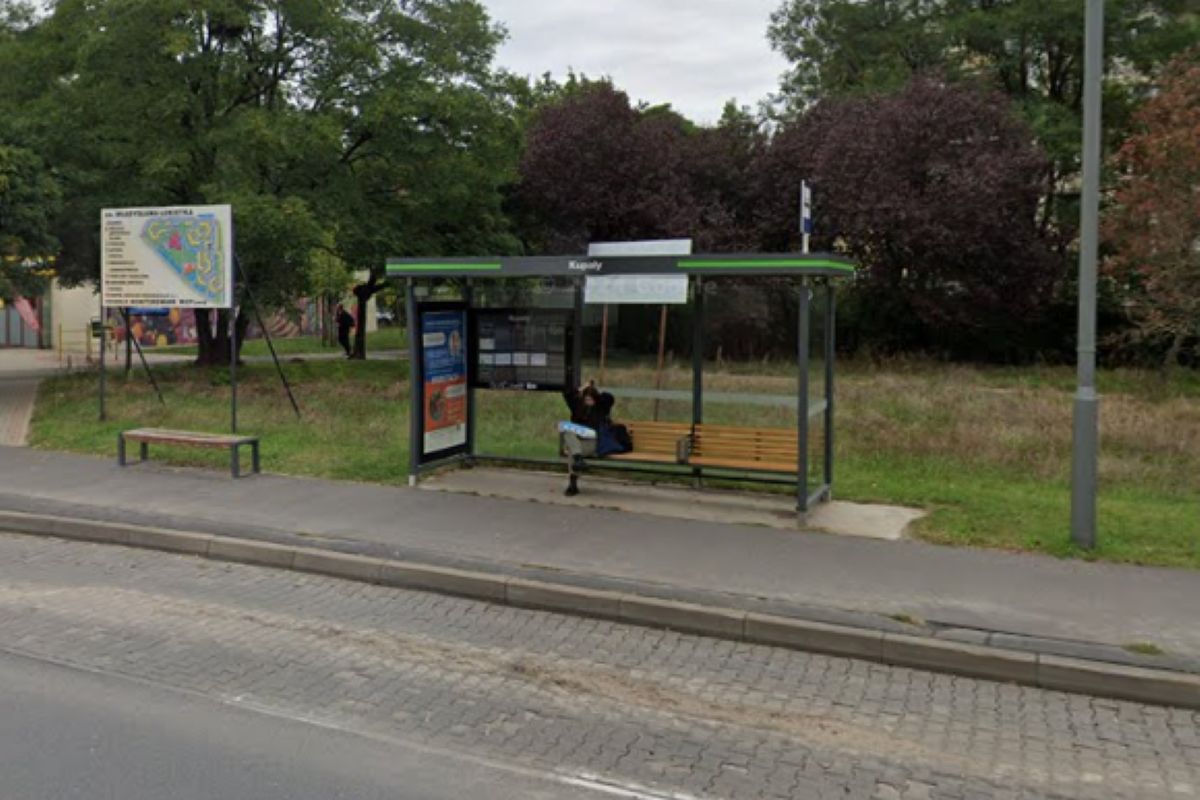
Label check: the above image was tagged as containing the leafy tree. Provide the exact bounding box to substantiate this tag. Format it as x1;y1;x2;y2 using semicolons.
768;78;1061;358
0;144;60;300
767;0;1200;227
0;0;521;362
516;82;684;251
1104;50;1200;369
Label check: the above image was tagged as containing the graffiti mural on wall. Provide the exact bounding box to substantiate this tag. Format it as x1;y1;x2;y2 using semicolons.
114;301;319;347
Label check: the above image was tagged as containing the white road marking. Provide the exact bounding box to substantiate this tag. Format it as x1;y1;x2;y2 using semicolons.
559;772;708;800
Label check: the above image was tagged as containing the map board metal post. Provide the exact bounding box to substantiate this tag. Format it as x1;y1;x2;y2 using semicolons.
98;302;106;421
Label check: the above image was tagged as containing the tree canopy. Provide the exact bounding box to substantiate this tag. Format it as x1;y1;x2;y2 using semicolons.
1105;49;1200;367
768;0;1200;226
0;0;522;356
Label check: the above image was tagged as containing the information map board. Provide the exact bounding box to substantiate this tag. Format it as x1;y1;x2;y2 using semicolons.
101;205;234;309
472;309;572;391
417;305;470;460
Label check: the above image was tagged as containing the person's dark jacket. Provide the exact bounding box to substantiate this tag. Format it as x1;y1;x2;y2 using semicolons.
336;309;355;335
563;388;614;431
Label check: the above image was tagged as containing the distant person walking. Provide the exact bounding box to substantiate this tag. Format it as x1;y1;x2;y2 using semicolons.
336;303;355;357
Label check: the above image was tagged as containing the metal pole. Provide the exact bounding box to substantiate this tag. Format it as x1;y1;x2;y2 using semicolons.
121;308;164;405
598;305;609;384
123;307;132;377
797;281;811;513
229;306;238;434
652;305;668;421
235;258;301;419
571;279;583;387
406;279;421;486
691;277;704;427
98;303;107;421
1071;0;1104;549
464;279;476;461
823;281;835;498
691;277;704;487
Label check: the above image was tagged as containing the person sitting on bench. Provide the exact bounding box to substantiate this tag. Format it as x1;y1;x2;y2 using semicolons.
561;380;616;496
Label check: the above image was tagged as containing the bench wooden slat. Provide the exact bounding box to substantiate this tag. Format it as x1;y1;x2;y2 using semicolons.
124;428;258;446
688;456;798;472
607;452;679;464
575;420;800;475
690;423;799;475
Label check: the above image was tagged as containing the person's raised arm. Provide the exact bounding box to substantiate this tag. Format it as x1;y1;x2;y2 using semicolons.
562;386;579;413
596;391;615;417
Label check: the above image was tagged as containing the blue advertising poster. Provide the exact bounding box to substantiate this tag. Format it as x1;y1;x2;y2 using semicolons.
420;308;468;457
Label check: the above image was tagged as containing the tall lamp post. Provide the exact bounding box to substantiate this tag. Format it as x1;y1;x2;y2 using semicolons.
1071;0;1104;549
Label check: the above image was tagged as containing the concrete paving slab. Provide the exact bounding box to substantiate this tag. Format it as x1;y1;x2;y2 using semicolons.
421;467;921;540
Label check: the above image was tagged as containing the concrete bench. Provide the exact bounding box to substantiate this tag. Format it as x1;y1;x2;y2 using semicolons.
118;428;261;478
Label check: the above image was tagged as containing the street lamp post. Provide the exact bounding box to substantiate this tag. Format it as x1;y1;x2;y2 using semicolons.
1071;0;1104;549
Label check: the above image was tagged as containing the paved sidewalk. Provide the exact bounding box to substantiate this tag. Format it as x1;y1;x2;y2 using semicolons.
0;380;37;446
2;446;1198;668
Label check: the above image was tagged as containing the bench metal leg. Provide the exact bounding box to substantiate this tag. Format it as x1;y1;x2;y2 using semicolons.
139;441;148;462
251;442;260;474
231;446;240;479
117;434;126;466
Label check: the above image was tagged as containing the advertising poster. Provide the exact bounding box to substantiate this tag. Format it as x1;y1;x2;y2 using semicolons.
100;205;233;309
420;308;468;458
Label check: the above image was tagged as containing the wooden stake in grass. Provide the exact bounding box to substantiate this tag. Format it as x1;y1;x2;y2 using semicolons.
653;304;668;421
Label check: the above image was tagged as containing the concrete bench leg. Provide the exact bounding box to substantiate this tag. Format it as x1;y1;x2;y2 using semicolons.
251;442;260;474
231;446;240;479
139;441;148;462
117;434;126;466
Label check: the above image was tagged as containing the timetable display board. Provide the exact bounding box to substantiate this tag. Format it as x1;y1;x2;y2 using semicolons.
472;309;573;391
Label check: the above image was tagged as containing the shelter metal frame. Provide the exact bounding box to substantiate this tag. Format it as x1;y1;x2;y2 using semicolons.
391;253;854;513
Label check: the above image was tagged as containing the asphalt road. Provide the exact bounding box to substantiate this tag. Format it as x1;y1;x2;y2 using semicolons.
0;649;604;800
0;531;1196;799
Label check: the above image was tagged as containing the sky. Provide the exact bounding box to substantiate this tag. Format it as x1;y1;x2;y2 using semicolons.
482;0;788;124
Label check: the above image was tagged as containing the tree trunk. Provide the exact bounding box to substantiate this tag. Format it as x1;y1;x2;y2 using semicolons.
322;295;335;347
124;309;132;377
1161;333;1185;382
193;309;248;366
350;273;383;360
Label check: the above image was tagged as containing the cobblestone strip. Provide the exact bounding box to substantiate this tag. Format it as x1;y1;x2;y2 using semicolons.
0;533;1196;800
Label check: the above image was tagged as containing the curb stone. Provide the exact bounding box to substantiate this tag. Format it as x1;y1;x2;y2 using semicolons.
1;509;1198;710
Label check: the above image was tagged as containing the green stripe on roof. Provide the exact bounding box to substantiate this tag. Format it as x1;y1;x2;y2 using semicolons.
677;258;854;271
386;262;503;273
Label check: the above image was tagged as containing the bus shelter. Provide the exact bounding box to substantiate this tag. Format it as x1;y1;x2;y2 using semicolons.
388;253;855;513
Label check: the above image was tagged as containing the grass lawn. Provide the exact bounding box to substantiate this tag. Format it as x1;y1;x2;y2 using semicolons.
159;326;405;358
29;356;1200;569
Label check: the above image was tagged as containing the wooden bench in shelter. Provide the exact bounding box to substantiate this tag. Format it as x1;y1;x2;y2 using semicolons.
687;423;798;473
605;421;691;464
118;428;261;478
576;420;799;476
